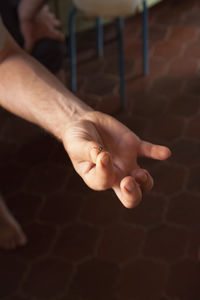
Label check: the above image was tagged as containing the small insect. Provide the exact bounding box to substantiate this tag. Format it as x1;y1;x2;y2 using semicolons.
98;146;103;153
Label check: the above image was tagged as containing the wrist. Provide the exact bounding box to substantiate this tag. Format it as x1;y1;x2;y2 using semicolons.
18;4;34;21
54;95;94;142
18;0;44;21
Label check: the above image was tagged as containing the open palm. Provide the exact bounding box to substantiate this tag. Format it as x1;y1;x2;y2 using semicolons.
64;111;171;208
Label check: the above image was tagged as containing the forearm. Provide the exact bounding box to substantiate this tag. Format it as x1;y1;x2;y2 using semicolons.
0;34;92;140
18;0;49;20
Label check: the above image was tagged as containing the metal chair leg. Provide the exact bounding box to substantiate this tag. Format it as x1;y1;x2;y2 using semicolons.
69;6;77;92
116;17;126;109
143;0;149;75
96;17;104;57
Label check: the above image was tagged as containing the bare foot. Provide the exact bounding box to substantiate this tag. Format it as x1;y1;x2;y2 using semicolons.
0;196;27;250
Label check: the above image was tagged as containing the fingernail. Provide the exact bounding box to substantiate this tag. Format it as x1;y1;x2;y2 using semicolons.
125;180;134;193
135;171;147;184
101;154;109;166
160;147;171;160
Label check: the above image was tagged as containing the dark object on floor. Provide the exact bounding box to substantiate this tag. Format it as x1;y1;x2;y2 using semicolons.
31;38;66;74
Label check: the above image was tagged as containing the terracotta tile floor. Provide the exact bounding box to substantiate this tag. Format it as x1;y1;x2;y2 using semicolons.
1;0;200;299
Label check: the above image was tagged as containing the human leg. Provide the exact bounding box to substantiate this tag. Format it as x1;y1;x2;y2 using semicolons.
0;195;27;249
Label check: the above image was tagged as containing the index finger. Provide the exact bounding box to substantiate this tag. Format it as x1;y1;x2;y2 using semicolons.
139;141;171;160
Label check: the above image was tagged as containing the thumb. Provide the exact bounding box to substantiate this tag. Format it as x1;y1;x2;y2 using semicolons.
48;29;65;42
139;141;171;160
65;138;115;191
65;137;105;164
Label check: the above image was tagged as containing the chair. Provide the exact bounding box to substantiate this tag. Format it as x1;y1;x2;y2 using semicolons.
68;0;149;109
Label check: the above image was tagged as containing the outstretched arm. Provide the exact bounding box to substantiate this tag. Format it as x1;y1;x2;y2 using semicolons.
0;30;90;138
0;27;171;208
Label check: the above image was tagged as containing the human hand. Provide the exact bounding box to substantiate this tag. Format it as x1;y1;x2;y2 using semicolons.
63;111;171;208
19;5;64;52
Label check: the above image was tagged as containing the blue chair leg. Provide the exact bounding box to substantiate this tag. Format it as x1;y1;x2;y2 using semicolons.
69;6;77;92
116;18;126;109
143;0;149;75
96;17;104;57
